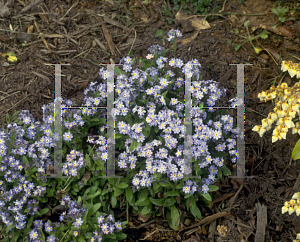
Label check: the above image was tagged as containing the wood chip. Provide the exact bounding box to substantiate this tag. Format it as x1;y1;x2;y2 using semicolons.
32;71;50;82
21;0;44;14
255;203;267;242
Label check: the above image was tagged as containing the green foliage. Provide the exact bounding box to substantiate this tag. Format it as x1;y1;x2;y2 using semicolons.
233;20;270;54
161;0;223;24
272;5;289;23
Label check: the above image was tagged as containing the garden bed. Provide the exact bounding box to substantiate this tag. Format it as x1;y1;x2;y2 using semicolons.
0;0;300;241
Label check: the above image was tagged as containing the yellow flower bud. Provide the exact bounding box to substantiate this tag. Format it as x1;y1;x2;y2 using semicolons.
261;119;268;128
252;125;260;132
292;104;300;113
289;110;297;119
270;92;276;99
276;118;284;125
290;199;297;206
292;127;298;135
282;102;289;111
289;206;295;215
292;192;300;200
282;205;288;214
272;135;279;143
280;131;286;139
254;47;262;54
260;91;267;98
259;127;266;137
284;89;291;95
7;55;17;62
267;118;273;126
278;110;286;118
270;113;278;122
295;204;300;216
285;119;295;128
297;69;300;79
281;60;288;72
288;65;297;78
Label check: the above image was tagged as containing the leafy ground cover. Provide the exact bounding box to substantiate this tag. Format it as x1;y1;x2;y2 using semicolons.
0;0;300;241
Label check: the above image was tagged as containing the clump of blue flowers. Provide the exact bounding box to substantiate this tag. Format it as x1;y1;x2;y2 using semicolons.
83;28;240;195
0;28;240;239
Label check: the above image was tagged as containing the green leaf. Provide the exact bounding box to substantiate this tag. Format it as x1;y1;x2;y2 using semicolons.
88;190;101;199
272;8;279;16
138;189;149;201
108;178;117;185
6;113;10;124
208;185;219;192
170;205;181;230
155;29;166;38
149;197;165;206
11;231;21;242
233;44;241;51
114;66;126;76
154;126;159;133
129;139;140;152
125;186;133;202
142;123;151;138
114;188;124;197
116;233;127;240
125;114;133;126
90;203;101;217
23;156;29;164
244;20;250;28
201;192;212;201
135;197;151;206
164;197;176;207
38;208;49;216
190;204;202;220
161;91;168;98
260;29;269;39
141;204;152;215
164;190;180;196
26;215;34;229
117;182;128;189
111;196;117;208
115;133;123;139
292;139;300;161
222;166;232;176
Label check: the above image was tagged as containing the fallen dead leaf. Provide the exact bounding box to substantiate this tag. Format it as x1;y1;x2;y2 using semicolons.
82;169;91;182
277;25;294;37
179;32;199;45
176;10;210;31
264;48;280;63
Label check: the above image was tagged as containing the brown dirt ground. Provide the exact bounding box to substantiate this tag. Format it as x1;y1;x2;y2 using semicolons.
1;0;300;241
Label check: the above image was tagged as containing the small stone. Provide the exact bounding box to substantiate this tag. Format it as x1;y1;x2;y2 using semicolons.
16;33;32;43
196;227;202;235
144;231;152;240
128;221;134;227
184;219;191;226
0;4;10;18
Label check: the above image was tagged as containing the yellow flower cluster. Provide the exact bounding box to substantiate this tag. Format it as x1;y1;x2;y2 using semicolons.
282;192;300;216
252;60;300;142
294;234;300;242
282;60;300;78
